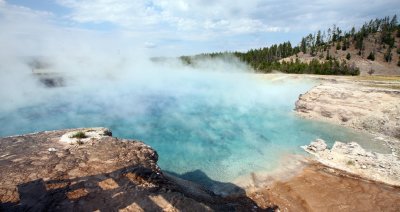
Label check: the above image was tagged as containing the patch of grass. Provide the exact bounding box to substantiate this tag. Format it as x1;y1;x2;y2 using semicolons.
70;131;87;139
346;160;355;166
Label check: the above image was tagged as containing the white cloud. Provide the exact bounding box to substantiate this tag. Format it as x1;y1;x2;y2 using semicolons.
2;0;399;56
56;0;287;34
54;0;400;42
144;42;157;48
57;0;163;27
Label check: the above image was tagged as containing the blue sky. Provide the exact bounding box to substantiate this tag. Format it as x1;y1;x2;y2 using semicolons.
2;0;400;56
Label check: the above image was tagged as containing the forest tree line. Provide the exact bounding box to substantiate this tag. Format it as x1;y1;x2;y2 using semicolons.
180;15;400;75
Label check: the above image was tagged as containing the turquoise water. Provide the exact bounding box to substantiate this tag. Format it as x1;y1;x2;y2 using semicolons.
0;72;384;183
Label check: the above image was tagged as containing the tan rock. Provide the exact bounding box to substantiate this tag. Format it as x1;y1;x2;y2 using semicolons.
0;128;265;211
302;139;400;186
295;80;400;138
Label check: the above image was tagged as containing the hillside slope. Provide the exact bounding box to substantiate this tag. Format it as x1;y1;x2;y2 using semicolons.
281;32;400;76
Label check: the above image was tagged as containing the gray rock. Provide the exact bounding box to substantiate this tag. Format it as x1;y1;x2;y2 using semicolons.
306;139;327;152
303;139;400;186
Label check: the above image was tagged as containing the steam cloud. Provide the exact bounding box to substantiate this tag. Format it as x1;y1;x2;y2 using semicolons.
0;1;322;184
0;2;312;115
0;1;388;187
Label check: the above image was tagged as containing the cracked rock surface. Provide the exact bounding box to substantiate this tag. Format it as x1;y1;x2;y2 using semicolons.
0;128;267;211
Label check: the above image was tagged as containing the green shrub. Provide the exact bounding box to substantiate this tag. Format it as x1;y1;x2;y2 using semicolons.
70;131;87;139
367;52;375;61
346;53;351;60
384;48;392;63
336;42;341;50
326;51;331;60
381;32;395;48
342;42;347;51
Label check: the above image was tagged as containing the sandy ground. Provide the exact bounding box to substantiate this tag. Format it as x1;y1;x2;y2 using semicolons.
248;162;400;212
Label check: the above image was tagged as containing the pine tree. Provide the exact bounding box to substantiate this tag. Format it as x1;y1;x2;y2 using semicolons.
316;30;322;46
300;38;307;53
367;52;375;61
381;30;395;48
336;42;341;50
390;15;398;30
327;28;332;42
336;27;342;41
346;53;351;60
342;40;347;51
384;48;392;63
355;36;363;50
332;24;337;42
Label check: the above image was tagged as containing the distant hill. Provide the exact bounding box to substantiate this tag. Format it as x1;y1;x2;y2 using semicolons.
281;30;400;76
181;15;400;76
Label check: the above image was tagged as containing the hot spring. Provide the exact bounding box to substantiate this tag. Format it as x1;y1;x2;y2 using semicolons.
0;67;387;190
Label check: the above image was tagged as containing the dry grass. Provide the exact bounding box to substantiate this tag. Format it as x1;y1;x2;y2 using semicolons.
355;75;400;82
363;84;400;90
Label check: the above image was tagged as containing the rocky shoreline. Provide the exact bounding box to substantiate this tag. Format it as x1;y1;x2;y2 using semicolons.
295;77;400;139
293;76;400;185
302;139;400;186
249;74;400;210
0;128;272;211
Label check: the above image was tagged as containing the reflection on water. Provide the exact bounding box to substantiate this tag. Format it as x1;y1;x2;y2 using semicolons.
0;73;389;183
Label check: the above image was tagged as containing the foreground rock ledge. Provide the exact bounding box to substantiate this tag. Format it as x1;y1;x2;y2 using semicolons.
302;139;400;186
0;128;272;211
